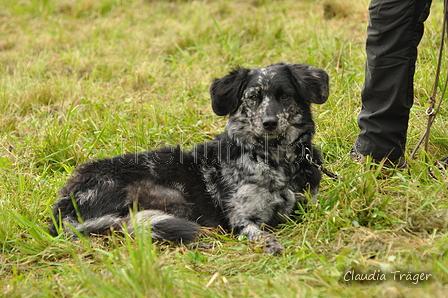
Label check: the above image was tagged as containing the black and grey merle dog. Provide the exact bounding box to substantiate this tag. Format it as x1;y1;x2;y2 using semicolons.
49;63;329;254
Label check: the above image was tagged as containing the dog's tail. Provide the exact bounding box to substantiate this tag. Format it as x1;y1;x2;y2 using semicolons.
125;210;200;243
49;210;200;243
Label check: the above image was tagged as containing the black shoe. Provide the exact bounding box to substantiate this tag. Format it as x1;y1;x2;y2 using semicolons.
349;148;407;169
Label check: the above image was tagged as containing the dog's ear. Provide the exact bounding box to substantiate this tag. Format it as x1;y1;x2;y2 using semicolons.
210;67;250;116
288;64;329;104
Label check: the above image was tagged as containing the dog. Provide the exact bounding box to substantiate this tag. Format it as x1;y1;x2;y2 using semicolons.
49;62;329;254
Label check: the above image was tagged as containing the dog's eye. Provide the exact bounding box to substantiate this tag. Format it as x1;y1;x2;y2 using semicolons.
250;95;259;101
281;94;289;100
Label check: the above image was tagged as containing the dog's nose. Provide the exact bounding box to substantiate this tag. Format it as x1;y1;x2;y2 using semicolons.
262;116;278;131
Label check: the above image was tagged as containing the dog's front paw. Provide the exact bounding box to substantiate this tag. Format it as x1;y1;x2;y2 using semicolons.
262;234;284;255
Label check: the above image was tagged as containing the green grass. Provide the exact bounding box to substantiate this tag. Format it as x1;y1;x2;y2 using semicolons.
1;0;447;297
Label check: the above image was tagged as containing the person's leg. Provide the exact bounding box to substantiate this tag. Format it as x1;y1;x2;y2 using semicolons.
353;0;432;164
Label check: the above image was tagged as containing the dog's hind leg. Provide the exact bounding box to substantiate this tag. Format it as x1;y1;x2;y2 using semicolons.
124;181;201;243
125;180;194;219
66;214;124;236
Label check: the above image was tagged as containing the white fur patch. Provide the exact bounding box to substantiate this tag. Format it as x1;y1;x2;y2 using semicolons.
77;189;98;206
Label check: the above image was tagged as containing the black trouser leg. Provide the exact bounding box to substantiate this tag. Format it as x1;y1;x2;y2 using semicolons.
355;0;432;161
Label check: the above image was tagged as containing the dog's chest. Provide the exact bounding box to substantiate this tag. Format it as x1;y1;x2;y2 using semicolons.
200;147;294;207
225;154;288;190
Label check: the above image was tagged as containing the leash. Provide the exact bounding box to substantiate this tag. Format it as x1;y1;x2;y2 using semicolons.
305;148;339;181
411;0;448;159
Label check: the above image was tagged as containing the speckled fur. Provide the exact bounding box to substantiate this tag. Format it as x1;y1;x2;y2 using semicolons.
49;63;329;254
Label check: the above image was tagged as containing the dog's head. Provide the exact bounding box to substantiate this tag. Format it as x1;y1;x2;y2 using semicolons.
210;63;329;144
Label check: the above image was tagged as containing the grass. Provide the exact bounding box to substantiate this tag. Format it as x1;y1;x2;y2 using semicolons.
0;0;447;297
